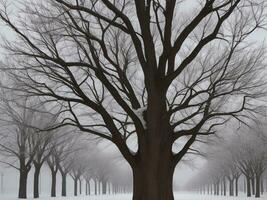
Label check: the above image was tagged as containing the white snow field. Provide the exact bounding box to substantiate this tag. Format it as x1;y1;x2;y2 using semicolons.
1;192;266;200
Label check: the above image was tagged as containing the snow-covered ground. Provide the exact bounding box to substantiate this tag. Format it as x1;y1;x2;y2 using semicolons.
1;192;266;200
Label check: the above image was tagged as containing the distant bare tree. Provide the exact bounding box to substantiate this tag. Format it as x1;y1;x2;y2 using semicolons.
56;131;80;197
47;150;60;197
69;152;88;196
0;1;266;199
83;170;93;196
31;112;56;199
234;131;267;198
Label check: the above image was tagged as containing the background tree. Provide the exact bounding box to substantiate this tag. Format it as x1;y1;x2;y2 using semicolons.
69;152;87;196
0;1;266;200
56;131;80;197
188;123;267;198
31;108;57;198
0;92;50;198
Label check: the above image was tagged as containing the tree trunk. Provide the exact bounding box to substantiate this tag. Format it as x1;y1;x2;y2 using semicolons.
235;177;239;196
18;168;28;199
255;175;261;198
216;181;220;196
74;178;78;196
260;177;264;195
228;178;234;196
33;165;41;198
244;179;246;193
102;180;107;194
252;176;255;195
51;171;57;197
79;178;82;195
94;179;97;195
221;181;223;195
246;176;251;197
61;173;67;196
132;158;175;200
229;179;234;196
86;181;88;195
98;181;101;195
223;178;226;196
88;181;90;195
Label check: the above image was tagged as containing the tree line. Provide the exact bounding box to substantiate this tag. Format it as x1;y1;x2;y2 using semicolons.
0;90;131;199
188;124;267;198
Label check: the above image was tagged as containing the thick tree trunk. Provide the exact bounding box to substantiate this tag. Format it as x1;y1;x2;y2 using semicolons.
51;171;57;197
255;175;261;198
132;156;175;200
33;165;41;198
61;173;67;196
246;176;251;197
18;169;28;199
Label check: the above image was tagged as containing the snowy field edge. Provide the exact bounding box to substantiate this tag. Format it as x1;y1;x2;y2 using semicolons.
0;192;266;200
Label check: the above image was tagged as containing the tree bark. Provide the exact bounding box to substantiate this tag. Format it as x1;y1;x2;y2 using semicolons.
228;178;234;196
223;178;226;196
61;173;67;196
79;178;82;195
98;181;101;195
18;168;28;199
132;157;175;200
33;165;41;198
252;176;255;195
229;179;234;196
246;176;251;197
74;178;78;196
255;175;261;198
221;180;223;195
51;171;57;197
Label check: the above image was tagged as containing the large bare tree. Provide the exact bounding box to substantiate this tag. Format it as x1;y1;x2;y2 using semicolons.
0;1;266;199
